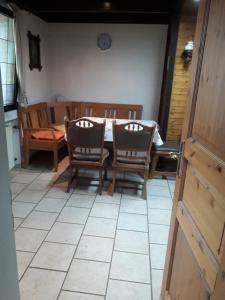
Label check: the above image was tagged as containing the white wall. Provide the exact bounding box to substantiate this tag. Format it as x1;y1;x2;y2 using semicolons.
20;11;51;103
48;23;167;119
19;11;168;119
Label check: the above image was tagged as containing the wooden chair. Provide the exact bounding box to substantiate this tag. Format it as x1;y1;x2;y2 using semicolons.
149;141;180;178
65;117;109;194
47;101;81;125
111;121;156;199
18;103;66;171
81;102;143;120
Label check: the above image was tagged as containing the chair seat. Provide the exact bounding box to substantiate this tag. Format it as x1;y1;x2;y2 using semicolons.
117;157;145;164
154;141;179;153
73;148;109;161
32;130;64;141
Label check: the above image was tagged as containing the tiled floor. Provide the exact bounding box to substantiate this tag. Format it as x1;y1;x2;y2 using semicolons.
11;157;174;300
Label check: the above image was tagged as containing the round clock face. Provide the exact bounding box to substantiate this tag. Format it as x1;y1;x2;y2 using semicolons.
97;33;112;50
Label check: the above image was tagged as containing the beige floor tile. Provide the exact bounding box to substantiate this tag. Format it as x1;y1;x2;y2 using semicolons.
150;244;167;269
84;217;116;238
12;202;36;218
95;192;121;205
110;251;150;283
66;194;95;208
148;209;171;226
148;186;171;198
147;197;172;210
14;189;46;203
73;182;99;195
168;180;175;194
106;279;151;300
75;236;114;262
14;217;24;230
90;203;119;219
31;242;76;271
118;213;148;232
20;268;65;300
27;179;52;192
46;222;83;244
63;259;110;295
15;228;47;252
35;197;67;213
11;182;27;196
21;211;58;230
149;224;169;245
12;173;38;184
148;179;168;187
59;291;104;300
152;269;164;300
120;199;147;215
115;230;149;254
122;188;143;200
45;183;72;199
58;207;90;224
16;251;34;280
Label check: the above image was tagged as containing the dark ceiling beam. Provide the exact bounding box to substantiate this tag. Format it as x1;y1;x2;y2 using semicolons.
34;12;170;24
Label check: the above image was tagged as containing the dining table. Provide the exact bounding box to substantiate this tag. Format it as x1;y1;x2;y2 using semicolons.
53;117;164;146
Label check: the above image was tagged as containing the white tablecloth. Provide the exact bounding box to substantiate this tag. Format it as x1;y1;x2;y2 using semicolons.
54;117;163;146
85;117;163;146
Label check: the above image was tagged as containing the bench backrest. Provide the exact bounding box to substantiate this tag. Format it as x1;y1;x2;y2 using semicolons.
80;102;143;120
19;103;49;130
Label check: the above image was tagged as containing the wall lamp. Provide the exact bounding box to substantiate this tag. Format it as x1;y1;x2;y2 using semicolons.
181;40;194;64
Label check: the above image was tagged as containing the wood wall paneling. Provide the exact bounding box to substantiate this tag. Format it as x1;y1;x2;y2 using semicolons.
167;15;197;142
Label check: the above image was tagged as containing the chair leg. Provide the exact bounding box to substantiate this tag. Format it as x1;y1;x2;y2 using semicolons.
53;149;58;172
67;165;73;193
24;145;30;168
143;169;149;200
98;169;103;195
104;167;108;181
111;170;116;196
149;154;159;178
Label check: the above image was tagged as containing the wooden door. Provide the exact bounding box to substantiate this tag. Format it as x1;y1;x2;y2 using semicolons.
162;0;225;299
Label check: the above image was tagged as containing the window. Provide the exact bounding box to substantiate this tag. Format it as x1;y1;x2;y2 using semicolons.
0;8;17;111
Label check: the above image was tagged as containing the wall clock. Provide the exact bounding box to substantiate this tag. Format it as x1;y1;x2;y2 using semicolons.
97;33;112;50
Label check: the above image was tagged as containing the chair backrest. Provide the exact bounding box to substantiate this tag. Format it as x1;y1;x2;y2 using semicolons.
65;117;106;162
19;103;49;130
80;102;143;120
113;121;156;164
47;101;81;125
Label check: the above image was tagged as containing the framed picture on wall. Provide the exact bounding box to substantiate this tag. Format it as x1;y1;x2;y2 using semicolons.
27;31;42;71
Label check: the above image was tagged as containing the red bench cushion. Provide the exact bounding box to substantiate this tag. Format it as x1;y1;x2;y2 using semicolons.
32;130;64;141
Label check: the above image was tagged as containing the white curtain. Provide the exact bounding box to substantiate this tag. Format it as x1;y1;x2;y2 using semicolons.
8;3;27;105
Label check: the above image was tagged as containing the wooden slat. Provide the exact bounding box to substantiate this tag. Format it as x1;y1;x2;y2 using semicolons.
167;13;197;142
177;201;219;291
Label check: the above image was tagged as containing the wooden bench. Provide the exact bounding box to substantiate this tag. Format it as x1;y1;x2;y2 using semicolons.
47;101;81;125
19;101;143;171
19;103;66;171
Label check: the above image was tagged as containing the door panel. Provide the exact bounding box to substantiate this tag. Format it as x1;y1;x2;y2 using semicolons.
177;202;218;291
162;0;225;299
183;164;225;260
169;227;210;300
192;0;225;162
